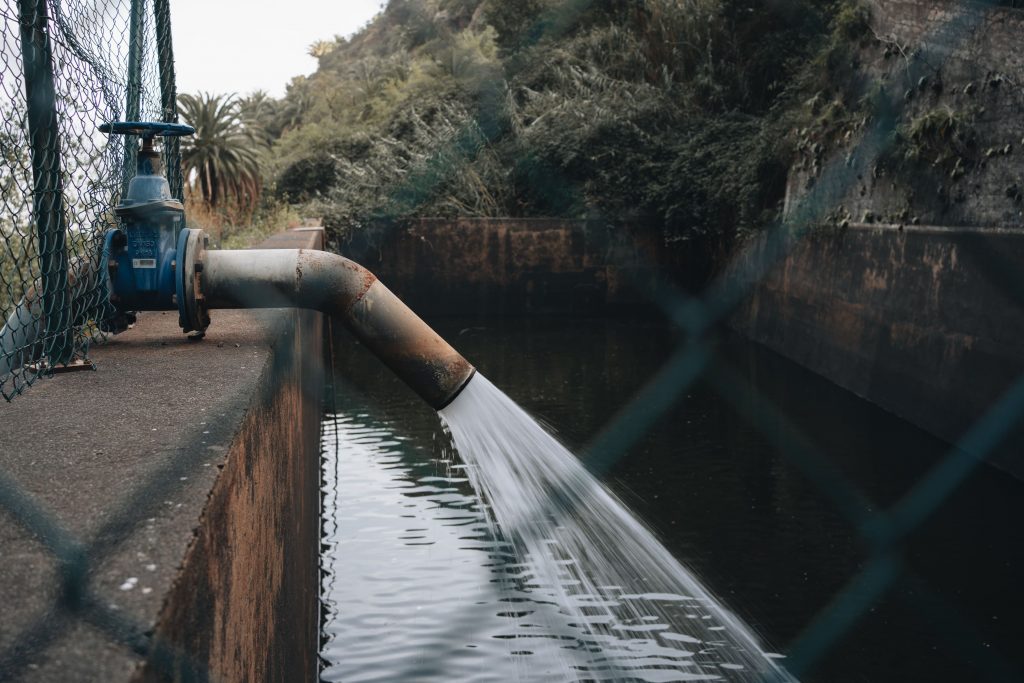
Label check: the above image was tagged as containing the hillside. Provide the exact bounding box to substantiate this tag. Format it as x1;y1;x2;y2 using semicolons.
242;0;869;268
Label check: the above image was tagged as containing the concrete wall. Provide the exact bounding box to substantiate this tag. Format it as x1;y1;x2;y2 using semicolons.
0;229;326;682
760;1;1024;476
729;223;1024;477
342;218;678;316
137;229;326;683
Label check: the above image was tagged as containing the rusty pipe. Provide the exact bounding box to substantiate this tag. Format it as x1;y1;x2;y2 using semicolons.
201;248;476;410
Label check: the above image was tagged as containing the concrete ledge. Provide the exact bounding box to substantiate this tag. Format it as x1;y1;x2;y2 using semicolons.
341;218;686;315
0;229;326;681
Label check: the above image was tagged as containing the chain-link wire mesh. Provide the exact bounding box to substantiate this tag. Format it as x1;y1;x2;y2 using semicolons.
0;0;1021;681
0;0;178;400
321;1;1024;680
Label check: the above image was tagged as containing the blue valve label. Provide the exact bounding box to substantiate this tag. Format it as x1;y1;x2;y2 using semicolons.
129;227;158;269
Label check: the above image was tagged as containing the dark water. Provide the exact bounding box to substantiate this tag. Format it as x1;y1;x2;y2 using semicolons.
320;319;1024;682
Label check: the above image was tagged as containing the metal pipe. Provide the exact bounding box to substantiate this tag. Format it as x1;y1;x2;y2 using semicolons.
202;249;476;410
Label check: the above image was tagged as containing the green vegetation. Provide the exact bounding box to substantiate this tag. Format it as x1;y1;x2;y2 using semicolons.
0;125;35;318
216;1;874;261
893;106;979;175
176;93;302;247
178;93;264;210
183;196;302;250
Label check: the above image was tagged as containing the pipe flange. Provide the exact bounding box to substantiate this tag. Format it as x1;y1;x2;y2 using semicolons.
177;228;210;335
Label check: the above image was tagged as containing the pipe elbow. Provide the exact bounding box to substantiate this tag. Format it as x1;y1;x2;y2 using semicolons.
203;247;475;410
291;249;379;317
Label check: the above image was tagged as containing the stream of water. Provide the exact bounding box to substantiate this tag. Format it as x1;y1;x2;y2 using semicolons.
320;320;1024;682
440;373;791;681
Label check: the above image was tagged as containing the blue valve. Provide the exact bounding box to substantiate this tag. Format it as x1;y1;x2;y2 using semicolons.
100;121;206;334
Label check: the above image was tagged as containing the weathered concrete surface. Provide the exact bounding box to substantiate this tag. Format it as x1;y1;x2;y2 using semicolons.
342;218;684;316
0;229;325;681
788;0;1024;231
729;223;1024;477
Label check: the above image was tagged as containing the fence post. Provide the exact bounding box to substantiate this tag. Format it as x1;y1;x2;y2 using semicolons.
18;0;73;366
153;0;183;202
122;0;145;197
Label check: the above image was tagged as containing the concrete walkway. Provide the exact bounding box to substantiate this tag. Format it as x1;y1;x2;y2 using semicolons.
0;229;325;682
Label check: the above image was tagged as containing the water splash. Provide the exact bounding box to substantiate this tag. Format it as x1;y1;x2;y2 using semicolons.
440;374;797;682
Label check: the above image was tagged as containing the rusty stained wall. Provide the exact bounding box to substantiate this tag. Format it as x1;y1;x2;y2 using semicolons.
730;223;1024;477
136;232;326;683
343;218;675;316
760;1;1024;476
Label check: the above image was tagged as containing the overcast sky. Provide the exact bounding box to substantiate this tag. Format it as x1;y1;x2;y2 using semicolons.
169;0;384;99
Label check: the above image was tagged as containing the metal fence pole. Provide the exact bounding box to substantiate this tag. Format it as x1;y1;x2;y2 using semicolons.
18;0;72;366
122;0;145;197
153;0;182;202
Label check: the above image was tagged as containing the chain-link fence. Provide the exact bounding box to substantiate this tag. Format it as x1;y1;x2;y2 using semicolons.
0;0;1022;681
0;0;179;400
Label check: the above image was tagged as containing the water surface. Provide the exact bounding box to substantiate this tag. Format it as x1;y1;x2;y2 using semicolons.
321;319;1024;682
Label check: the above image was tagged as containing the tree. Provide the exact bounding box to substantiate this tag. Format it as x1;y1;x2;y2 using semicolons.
308;40;335;59
0;119;37;319
178;93;263;209
238;90;279;144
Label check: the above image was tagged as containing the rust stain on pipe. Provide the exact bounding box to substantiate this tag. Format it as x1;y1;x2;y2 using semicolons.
345;279;475;410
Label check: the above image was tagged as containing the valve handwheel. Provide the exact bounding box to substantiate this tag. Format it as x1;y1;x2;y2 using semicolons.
99;121;195;139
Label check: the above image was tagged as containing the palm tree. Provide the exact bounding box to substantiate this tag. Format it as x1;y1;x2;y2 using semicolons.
178;93;263;209
276;77;313;134
308;39;335;59
238;90;278;144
